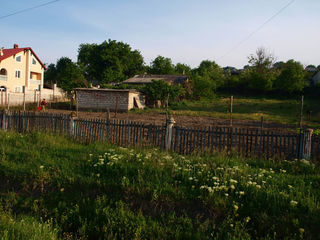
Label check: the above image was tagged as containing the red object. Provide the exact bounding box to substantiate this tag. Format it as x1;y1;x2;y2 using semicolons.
0;46;47;70
37;106;41;111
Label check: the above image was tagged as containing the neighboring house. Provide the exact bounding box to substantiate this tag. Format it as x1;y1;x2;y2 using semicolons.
223;66;241;75
312;71;320;85
74;88;145;111
305;65;317;73
123;74;189;86
0;44;46;93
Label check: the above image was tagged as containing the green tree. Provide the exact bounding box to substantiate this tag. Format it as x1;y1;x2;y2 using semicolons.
148;56;175;74
244;47;278;92
191;60;225;98
175;63;191;75
78;39;145;84
274;60;307;93
44;63;57;86
143;80;185;106
56;57;87;92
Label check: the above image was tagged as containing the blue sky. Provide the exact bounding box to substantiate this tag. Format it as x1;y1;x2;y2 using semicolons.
1;0;319;68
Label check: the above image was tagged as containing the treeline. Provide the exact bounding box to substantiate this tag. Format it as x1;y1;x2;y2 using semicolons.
45;40;320;98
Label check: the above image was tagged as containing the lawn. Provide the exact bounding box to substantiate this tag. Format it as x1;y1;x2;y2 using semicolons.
0;132;319;239
133;96;320;128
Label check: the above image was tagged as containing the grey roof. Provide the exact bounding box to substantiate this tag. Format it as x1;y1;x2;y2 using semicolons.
123;75;189;85
74;88;140;93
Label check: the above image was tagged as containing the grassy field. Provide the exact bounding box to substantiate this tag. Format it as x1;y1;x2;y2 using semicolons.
133;96;320;128
0;132;319;239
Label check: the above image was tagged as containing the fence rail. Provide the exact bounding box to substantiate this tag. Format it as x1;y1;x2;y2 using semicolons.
1;111;319;162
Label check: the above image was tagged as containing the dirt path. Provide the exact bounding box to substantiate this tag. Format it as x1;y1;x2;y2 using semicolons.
45;109;298;130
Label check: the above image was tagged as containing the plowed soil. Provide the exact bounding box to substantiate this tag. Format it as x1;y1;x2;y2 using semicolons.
45;109;298;131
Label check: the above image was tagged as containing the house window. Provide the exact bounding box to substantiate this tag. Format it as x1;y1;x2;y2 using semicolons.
16;56;21;62
15;86;21;93
15;70;21;78
32;58;37;65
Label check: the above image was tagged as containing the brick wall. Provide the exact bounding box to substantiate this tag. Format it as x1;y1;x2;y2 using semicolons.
76;89;131;111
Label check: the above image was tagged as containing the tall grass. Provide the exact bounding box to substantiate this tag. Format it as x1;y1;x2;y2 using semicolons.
0;131;319;239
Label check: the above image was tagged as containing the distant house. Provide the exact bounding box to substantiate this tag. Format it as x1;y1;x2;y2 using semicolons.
74;88;145;111
123;74;189;86
0;44;46;93
305;65;317;73
312;72;320;85
223;66;241;75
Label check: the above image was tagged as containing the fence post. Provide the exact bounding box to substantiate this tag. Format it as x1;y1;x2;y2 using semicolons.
69;112;76;137
230;96;233;127
6;93;10;110
2;110;7;131
165;116;175;151
299;95;304;128
299;129;313;160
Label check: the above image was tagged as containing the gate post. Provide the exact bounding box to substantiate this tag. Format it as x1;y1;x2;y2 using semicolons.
300;129;313;160
165;116;175;151
69;112;77;137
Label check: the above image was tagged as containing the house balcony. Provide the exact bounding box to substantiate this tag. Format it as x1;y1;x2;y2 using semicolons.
29;79;41;85
0;75;7;81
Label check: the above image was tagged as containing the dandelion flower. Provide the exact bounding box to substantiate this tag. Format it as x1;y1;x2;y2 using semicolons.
234;205;239;211
290;200;298;207
230;179;238;184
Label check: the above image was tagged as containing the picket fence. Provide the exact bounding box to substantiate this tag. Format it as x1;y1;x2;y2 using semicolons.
0;111;319;161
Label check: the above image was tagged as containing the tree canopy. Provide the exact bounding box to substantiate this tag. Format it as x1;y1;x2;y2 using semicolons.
143;80;185;105
148;56;175;75
191;60;225;98
78;39;145;84
274;60;307;93
55;57;87;92
243;47;278;92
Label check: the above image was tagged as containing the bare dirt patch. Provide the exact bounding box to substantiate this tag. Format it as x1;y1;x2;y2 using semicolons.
45;109;298;130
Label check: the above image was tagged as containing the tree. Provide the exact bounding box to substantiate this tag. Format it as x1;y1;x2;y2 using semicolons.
55;57;87;92
148;56;175;75
143;80;185;106
274;60;307;93
175;63;191;75
191;60;225;98
244;47;278;91
44;63;57;86
78;39;145;84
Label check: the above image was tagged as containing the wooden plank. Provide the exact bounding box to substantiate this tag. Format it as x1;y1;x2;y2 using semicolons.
266;131;270;159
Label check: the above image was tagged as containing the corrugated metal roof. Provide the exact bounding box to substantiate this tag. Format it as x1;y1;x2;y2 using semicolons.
123;75;189;85
74;88;141;93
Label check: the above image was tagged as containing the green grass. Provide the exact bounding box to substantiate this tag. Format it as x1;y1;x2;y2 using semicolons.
0;131;319;239
132;97;320;128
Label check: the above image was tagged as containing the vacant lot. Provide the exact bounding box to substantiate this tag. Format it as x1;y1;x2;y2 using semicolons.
46;96;320;130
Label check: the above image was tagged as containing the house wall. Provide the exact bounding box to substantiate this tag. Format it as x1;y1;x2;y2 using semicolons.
76;90;132;111
0;49;44;93
313;72;320;85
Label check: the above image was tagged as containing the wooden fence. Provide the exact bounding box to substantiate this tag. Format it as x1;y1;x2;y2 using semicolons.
1;111;319;161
